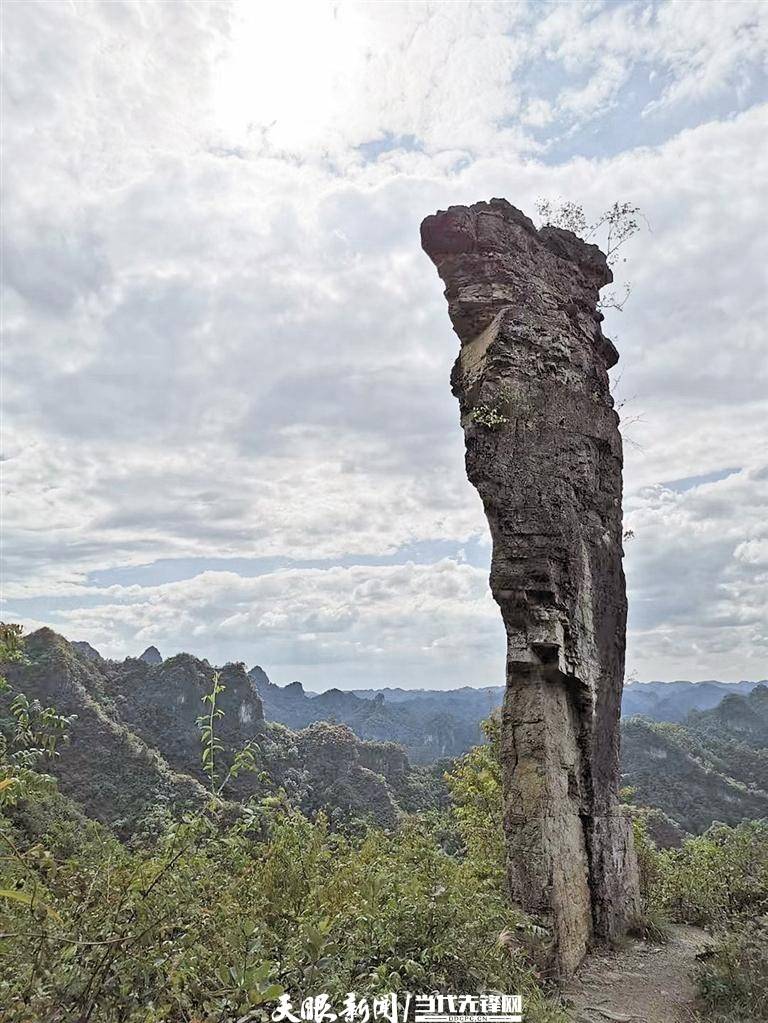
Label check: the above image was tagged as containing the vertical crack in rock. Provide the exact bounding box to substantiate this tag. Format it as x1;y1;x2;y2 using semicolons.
421;198;640;976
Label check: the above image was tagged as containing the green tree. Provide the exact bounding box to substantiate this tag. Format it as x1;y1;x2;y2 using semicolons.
444;713;505;886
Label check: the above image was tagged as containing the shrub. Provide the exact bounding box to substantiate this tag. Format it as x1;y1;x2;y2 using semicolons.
657;820;768;928
630;816;768;1019
696;917;768;1021
0;799;569;1022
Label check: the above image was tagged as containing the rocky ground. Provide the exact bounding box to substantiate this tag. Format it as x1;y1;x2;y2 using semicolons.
563;925;715;1023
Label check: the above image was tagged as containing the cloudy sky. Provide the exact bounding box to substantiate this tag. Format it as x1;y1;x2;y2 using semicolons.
2;0;767;689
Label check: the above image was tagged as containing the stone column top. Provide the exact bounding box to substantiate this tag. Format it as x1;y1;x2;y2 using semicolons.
420;198;617;367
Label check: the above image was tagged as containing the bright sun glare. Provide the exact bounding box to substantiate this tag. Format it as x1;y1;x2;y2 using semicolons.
212;2;371;153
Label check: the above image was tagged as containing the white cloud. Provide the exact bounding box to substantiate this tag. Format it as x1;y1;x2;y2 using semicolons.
2;0;767;685
531;0;768;125
625;465;768;680
23;559;504;689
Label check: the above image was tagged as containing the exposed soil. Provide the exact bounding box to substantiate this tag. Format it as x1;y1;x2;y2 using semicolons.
562;924;715;1023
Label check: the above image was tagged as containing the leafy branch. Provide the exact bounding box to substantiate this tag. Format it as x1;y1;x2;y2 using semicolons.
536;198;647;266
536;198;650;313
197;671;259;800
0;624;74;932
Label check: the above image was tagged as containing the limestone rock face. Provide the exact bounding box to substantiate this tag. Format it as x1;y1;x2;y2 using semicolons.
421;198;640;976
247;664;271;687
72;640;103;663
138;645;163;665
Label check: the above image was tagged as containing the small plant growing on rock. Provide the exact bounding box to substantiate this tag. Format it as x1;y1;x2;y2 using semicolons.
536;198;644;267
536;197;649;312
469;387;511;430
470;404;509;430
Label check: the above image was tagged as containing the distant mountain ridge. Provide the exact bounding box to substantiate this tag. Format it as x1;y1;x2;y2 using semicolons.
621;679;761;722
17;632;766;846
620;684;768;835
249;670;765;763
250;671;485;763
344;685;505;706
68;639;763;732
1;630;446;838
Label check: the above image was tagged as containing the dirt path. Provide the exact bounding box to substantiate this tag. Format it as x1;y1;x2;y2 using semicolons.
561;925;714;1023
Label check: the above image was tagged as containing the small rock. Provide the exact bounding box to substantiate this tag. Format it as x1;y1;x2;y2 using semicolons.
585;1009;643;1022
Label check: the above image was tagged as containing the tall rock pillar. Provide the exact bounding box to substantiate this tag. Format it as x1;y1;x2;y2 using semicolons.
421;199;640;977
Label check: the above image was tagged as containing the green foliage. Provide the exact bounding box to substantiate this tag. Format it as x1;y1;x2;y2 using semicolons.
444;714;505;886
696;917;768;1021
653;820;768;927
1;625;76;926
0;623;24;663
469;389;511;431
0;798;567;1022
1;624;74;808
632;816;768;1018
621;716;768;833
626;814;672;942
197;670;262;800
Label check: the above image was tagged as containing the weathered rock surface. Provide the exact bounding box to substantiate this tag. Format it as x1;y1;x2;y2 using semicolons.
72;640;104;662
421;198;640;976
138;645;163;665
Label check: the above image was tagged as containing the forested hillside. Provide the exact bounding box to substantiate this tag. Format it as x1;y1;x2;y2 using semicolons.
4;629;765;845
620;712;768;835
2;623;766;1022
252;672;491;762
2;629;446;839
